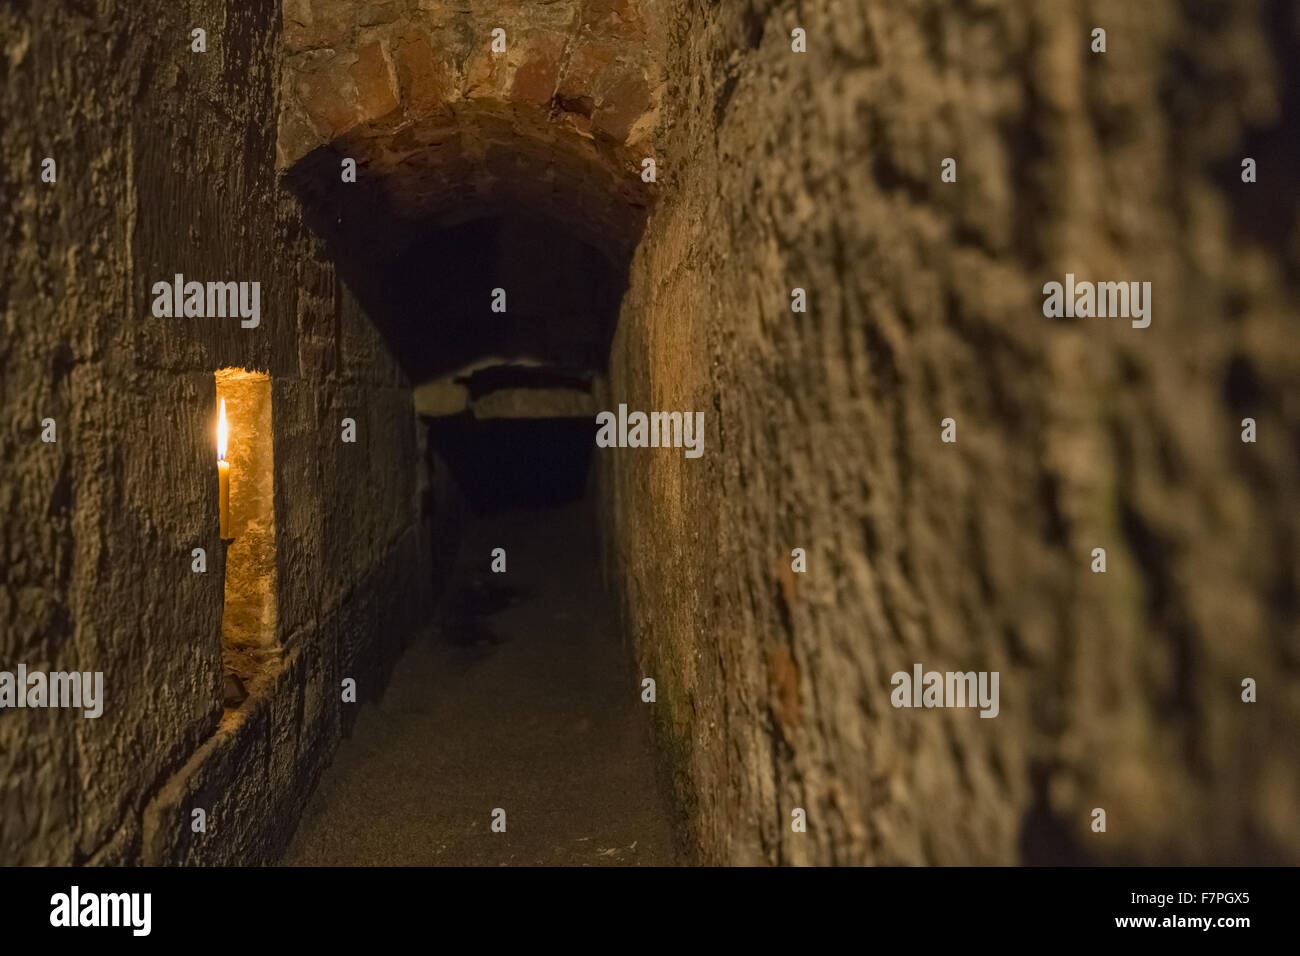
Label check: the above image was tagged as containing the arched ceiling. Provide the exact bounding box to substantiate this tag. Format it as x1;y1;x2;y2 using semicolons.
278;0;666;263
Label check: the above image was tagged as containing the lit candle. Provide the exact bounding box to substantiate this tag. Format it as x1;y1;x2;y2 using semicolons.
217;398;231;539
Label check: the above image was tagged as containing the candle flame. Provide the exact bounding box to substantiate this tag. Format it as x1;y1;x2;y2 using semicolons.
217;398;228;461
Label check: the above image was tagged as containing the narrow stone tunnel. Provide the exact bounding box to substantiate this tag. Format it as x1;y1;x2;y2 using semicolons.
2;0;1299;872
281;191;675;864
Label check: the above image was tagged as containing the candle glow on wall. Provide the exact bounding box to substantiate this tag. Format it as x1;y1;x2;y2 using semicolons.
217;397;231;539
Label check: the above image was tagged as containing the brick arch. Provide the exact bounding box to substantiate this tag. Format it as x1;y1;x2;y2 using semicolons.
277;0;663;258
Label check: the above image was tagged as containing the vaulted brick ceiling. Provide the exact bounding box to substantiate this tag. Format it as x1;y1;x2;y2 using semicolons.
278;0;663;261
276;1;665;381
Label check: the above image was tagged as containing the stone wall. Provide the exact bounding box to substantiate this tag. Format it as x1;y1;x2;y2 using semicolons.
599;0;1300;864
1;0;430;864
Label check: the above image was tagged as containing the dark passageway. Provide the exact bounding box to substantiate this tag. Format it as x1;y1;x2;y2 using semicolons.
278;84;653;859
285;495;675;865
278;58;656;864
285;401;674;864
430;415;595;512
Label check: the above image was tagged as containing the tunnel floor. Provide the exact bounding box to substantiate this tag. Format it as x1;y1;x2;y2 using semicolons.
283;499;677;865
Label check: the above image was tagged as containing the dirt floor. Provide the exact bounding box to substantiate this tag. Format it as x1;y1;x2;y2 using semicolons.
283;500;677;865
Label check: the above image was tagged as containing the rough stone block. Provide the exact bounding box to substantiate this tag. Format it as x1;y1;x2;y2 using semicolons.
350;40;401;124
393;29;452;113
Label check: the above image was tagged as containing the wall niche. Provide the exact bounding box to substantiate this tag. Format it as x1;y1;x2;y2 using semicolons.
215;368;276;711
